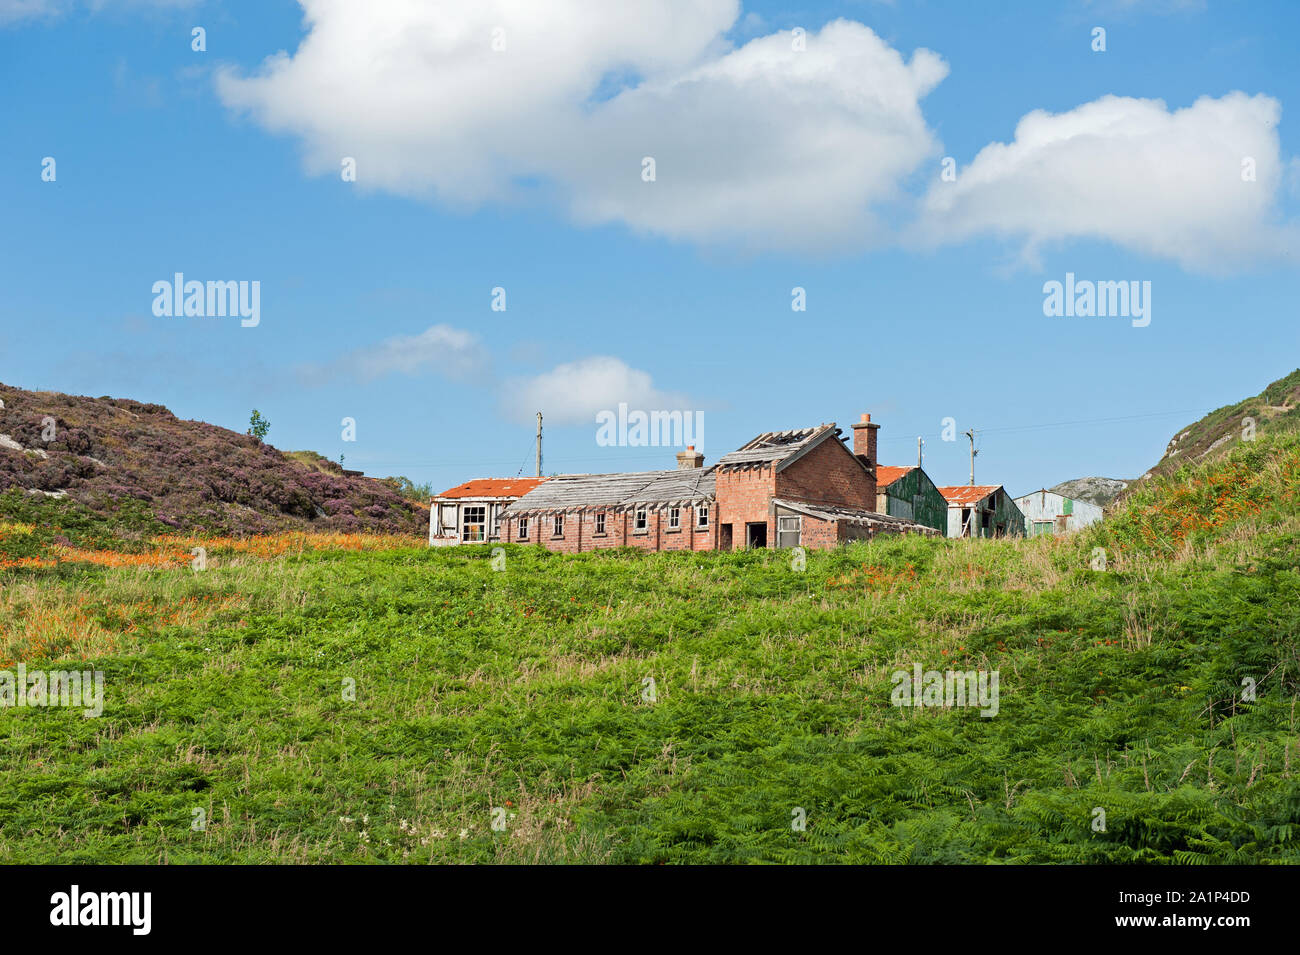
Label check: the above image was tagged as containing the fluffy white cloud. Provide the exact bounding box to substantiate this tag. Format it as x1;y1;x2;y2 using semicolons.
563;20;947;249
298;323;487;385
501;356;691;425
914;92;1297;272
216;2;946;251
214;2;1295;270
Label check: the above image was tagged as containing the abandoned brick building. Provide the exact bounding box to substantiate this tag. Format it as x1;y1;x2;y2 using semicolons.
499;414;937;553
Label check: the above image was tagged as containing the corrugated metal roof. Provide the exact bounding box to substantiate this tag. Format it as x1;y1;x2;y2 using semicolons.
935;484;1002;505
876;465;915;488
715;423;837;469
434;477;549;500
504;468;715;516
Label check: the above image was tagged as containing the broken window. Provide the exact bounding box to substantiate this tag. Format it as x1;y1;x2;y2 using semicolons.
595;512;606;535
668;506;680;529
634;508;648;532
552;514;564;537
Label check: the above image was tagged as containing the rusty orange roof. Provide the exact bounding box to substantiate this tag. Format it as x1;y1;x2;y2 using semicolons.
935;484;1002;505
876;465;915;488
434;477;549;500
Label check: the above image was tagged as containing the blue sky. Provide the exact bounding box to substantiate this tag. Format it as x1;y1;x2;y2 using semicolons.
2;0;1297;495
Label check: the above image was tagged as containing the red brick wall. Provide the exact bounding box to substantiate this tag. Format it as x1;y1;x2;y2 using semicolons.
776;436;877;511
502;504;713;554
798;515;839;549
714;464;776;550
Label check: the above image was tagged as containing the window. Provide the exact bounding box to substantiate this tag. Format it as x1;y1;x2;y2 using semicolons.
552;514;564;537
462;505;486;542
439;503;457;537
777;515;801;548
696;503;709;529
634;508;648;532
668;506;680;529
595;512;606;535
517;516;529;540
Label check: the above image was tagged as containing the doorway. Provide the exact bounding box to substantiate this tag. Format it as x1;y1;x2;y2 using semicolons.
719;524;733;551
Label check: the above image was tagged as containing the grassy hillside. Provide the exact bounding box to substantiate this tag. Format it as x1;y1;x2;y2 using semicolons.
0;428;1297;863
1133;368;1300;489
0;383;425;536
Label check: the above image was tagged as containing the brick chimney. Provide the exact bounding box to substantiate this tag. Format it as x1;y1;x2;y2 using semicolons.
851;413;879;467
676;445;704;470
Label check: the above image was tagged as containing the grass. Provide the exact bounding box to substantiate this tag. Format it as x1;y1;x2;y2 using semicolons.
0;433;1298;863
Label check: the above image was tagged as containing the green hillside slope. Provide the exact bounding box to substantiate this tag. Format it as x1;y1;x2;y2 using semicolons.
1;421;1297;863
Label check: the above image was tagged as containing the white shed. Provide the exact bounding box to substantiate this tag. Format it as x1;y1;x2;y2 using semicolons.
1014;489;1104;536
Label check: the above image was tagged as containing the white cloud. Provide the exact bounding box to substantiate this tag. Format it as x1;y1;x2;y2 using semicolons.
913;92;1297;272
216;2;946;252
298;323;487;385
502;356;692;425
212;2;1294;272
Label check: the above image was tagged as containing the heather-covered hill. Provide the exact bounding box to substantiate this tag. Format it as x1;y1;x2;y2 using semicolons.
0;382;425;536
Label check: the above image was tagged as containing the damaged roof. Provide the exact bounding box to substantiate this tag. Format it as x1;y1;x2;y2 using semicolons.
715;423;840;470
504;467;715;516
434;477;549;500
935;484;1003;505
772;498;941;535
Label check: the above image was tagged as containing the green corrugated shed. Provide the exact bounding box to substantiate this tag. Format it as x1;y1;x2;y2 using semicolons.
878;466;948;533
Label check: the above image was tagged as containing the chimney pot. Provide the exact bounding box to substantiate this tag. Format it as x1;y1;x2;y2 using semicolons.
675;446;704;470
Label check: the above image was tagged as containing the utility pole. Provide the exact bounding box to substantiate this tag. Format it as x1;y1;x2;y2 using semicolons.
964;428;978;485
917;436;924;469
536;412;543;477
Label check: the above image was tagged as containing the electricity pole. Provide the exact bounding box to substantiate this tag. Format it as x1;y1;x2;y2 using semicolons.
536;412;543;477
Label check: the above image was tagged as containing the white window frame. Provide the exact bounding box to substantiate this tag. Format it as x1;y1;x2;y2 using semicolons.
517;516;529;540
634;508;648;532
461;505;487;542
777;515;801;548
553;514;564;537
696;503;710;529
595;512;606;535
668;506;680;529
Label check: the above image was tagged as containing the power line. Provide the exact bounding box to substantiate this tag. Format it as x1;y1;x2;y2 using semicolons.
348;407;1211;470
875;407;1207;444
